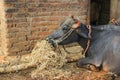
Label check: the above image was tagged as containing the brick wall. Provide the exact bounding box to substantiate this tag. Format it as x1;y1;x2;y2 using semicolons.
1;0;89;56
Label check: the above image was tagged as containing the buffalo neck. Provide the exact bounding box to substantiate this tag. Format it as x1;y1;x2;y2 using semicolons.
77;24;90;49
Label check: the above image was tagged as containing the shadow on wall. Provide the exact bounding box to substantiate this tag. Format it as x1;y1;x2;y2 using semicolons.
90;0;110;25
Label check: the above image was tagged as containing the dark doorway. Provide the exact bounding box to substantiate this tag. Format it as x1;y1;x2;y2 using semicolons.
90;0;110;25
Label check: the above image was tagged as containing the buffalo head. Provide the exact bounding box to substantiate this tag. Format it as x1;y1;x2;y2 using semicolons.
46;15;89;47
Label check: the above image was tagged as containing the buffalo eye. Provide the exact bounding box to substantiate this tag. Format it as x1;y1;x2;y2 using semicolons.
62;27;68;30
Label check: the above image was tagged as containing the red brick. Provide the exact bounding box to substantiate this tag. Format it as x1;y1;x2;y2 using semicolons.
38;31;50;35
40;27;48;31
5;14;12;18
13;41;29;47
19;51;30;55
48;25;59;30
31;27;40;31
19;8;26;13
8;27;20;33
6;8;19;13
27;36;41;40
19;0;26;2
9;38;19;43
32;17;48;22
28;8;38;12
27;0;40;2
15;32;27;37
36;12;52;16
8;47;20;53
5;0;18;2
6;18;27;23
31;22;41;27
39;35;47;39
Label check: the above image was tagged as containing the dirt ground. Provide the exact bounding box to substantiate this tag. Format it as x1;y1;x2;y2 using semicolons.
0;46;120;80
0;63;120;80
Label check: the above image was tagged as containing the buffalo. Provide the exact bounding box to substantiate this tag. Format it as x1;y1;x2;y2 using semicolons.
46;15;120;76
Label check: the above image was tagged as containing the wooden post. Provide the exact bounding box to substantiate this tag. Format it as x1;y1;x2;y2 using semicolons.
110;0;118;19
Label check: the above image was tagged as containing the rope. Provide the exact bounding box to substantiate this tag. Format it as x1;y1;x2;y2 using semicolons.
55;28;75;43
54;25;92;57
54;24;92;57
82;25;92;56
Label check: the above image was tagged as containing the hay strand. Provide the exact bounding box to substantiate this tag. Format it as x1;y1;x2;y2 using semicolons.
0;40;82;79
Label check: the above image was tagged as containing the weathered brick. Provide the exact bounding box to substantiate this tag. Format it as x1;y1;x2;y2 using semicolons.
27;8;38;12
13;41;29;47
15;13;27;18
48;25;59;30
40;21;52;25
16;22;28;27
31;12;52;17
19;0;26;2
14;4;26;8
1;0;89;55
32;17;49;22
15;32;27;37
8;47;20;53
4;3;14;8
31;22;52;27
8;27;20;33
9;38;19;43
18;51;30;55
27;36;41;40
5;14;12;18
31;27;40;31
31;31;38;36
6;18;27;23
31;22;40;27
5;0;18;2
38;31;50;35
39;35;47;39
40;27;49;31
48;16;60;21
27;0;41;2
6;8;19;13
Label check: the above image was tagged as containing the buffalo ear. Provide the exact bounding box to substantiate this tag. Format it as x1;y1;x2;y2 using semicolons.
72;20;80;28
69;14;74;19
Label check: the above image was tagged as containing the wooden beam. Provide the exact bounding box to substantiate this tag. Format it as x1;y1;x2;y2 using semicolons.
110;0;118;19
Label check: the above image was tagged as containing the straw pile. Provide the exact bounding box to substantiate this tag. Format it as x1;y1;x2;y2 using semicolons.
30;40;71;79
0;40;82;79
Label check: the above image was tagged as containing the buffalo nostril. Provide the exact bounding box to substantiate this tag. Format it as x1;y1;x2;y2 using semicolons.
45;38;57;47
46;37;50;41
46;36;53;42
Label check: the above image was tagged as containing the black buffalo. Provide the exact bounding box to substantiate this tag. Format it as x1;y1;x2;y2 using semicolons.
46;15;120;75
